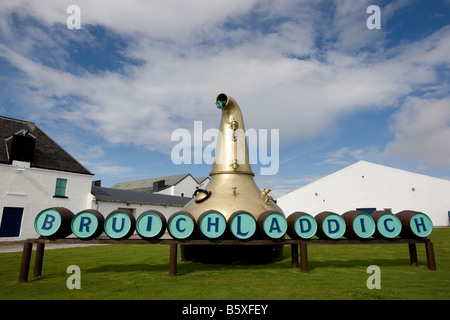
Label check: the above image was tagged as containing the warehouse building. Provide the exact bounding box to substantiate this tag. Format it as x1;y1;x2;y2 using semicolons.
277;161;450;227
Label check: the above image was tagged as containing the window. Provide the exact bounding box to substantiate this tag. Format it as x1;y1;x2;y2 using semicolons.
118;207;136;219
356;208;376;214
54;178;68;198
118;208;135;215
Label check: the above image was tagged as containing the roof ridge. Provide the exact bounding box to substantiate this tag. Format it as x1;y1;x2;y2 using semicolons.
0;116;92;175
0;115;36;126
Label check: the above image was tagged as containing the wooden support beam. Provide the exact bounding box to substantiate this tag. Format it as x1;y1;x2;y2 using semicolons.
291;244;298;269
425;241;436;271
33;242;45;278
408;243;418;266
300;243;308;273
19;241;32;283
169;243;178;277
18;237;437;280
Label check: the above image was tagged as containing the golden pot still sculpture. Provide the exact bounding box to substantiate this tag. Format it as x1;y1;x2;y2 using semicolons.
180;93;285;264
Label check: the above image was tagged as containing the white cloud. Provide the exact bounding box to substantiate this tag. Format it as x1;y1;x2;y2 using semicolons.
385;96;450;167
255;174;322;199
1;0;450;172
316;146;382;166
0;0;258;39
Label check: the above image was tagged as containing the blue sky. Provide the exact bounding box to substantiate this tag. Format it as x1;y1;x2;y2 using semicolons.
1;0;450;198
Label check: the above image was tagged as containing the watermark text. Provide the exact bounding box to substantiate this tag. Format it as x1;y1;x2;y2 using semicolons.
366;265;381;289
171;121;279;175
66;5;81;29
67;265;81;289
367;5;381;29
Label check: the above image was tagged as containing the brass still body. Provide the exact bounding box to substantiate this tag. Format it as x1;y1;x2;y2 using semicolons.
180;93;285;264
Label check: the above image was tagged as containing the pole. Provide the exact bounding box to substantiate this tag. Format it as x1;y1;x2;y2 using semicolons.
408;243;418;266
300;242;308;273
19;241;33;283
33;242;45;278
169;243;178;277
291;244;299;269
425;241;436;271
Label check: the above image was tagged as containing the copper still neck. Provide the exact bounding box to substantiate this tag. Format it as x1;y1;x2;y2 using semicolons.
182;92;283;222
210;93;254;176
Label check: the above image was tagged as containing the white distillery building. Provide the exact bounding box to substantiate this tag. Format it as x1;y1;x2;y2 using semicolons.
0;116;200;241
277;161;450;227
0;116;94;240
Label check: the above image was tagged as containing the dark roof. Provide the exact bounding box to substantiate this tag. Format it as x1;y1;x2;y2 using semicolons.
111;173;192;190
0;116;92;175
195;176;210;184
91;186;191;207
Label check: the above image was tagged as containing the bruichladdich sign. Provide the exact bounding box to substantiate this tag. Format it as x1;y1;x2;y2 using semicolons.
34;207;434;241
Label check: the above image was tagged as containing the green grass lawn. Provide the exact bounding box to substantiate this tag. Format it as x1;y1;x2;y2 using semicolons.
1;228;449;300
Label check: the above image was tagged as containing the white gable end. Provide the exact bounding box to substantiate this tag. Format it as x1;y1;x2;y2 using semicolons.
278;161;450;227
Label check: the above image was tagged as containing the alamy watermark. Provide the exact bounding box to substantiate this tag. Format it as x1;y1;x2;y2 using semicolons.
66;5;81;29
67;265;81;289
66;4;380;31
367;5;381;30
366;265;381;289
171;121;279;175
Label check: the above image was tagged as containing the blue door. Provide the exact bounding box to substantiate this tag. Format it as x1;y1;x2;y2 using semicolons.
0;207;24;237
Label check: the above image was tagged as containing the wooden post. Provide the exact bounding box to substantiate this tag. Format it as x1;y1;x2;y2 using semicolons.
33;242;45;278
19;241;33;283
291;244;299;269
425;241;436;271
300;242;308;273
169;243;178;277
408;243;418;266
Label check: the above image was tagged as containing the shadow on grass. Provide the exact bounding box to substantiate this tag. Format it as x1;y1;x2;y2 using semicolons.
175;256;416;275
176;262;285;275
85;263;170;274
83;259;292;276
308;258;411;271
80;257;414;276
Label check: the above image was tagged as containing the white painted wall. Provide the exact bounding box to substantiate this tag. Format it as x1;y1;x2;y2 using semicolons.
0;159;208;241
156;185;175;196
155;175;199;198
0;161;93;240
197;178;210;190
278;161;450;227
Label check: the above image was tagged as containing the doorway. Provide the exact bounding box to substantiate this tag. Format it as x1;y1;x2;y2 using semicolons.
0;207;24;237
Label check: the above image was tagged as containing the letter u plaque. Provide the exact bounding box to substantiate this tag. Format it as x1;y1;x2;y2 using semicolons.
104;209;136;240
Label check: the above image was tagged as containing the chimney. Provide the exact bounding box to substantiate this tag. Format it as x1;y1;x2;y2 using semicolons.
92;180;101;187
9;130;36;164
153;180;165;191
